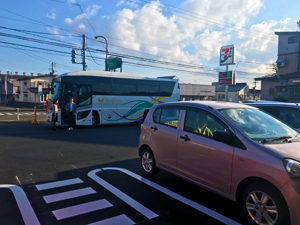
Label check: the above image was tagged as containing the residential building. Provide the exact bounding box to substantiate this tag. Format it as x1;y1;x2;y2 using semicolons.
158;76;215;101
212;82;249;103
255;31;300;102
0;71;24;103
18;75;55;102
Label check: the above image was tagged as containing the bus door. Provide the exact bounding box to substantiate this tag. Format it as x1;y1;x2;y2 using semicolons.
76;85;93;126
61;83;77;124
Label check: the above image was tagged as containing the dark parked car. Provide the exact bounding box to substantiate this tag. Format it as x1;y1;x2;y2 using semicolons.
245;102;300;132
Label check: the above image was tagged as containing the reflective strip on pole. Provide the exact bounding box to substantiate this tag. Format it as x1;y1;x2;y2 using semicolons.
17;108;19;121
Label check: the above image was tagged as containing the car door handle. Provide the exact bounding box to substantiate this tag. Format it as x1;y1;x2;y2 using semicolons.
180;135;190;141
151;126;158;131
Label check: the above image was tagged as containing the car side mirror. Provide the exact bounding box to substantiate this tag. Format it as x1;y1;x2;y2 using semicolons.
213;131;233;145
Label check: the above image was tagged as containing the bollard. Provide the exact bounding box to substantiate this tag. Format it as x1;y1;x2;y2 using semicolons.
17;108;19;121
31;106;39;125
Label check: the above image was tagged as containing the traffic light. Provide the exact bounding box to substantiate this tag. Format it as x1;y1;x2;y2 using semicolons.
71;49;77;64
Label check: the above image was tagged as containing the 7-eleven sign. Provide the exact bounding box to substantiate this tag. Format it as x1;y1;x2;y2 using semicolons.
220;45;236;66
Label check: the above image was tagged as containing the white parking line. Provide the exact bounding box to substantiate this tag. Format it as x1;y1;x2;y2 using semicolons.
102;167;241;225
0;113;4;115
36;178;83;191
5;113;14;115
0;184;40;225
52;199;113;220
43;187;96;203
88;214;134;225
88;169;158;219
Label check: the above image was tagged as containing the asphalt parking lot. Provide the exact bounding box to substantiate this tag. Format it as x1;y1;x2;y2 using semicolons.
0;122;248;225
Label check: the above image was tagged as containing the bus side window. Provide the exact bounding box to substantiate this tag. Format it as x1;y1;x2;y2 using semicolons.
78;86;92;107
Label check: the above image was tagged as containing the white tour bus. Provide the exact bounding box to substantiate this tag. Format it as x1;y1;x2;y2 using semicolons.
47;71;180;126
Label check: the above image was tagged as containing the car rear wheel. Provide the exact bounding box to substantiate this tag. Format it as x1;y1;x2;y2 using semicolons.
241;182;289;225
140;148;159;176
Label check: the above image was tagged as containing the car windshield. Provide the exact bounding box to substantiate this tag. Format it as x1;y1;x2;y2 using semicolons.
219;108;298;141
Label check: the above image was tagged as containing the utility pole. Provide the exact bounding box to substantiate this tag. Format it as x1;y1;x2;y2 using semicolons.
225;65;229;102
50;62;56;75
82;34;87;71
4;73;7;104
253;80;257;100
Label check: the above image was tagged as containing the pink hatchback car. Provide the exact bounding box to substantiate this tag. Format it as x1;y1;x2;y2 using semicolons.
138;101;300;225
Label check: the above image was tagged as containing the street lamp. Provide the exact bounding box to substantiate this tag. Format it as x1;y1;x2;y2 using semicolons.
94;36;108;71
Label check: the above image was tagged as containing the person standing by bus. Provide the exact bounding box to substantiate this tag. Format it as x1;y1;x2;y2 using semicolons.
52;99;58;131
65;97;77;130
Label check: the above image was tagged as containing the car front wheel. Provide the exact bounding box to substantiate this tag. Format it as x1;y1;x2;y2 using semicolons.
140;148;159;176
241;182;290;225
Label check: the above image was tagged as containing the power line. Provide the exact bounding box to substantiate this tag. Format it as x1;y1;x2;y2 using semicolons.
0;28;273;77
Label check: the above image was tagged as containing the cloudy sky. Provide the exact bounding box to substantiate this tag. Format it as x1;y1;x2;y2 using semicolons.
0;0;299;88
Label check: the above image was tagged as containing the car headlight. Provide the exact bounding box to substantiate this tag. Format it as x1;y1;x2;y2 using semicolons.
283;159;300;178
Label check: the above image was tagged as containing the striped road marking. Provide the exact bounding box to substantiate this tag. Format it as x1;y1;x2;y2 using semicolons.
88;214;134;225
35;178;83;191
52;199;113;220
101;167;241;225
43;187;96;203
0;184;40;225
88;169;158;219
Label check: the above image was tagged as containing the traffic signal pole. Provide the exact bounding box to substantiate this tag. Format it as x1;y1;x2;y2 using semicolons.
71;34;87;71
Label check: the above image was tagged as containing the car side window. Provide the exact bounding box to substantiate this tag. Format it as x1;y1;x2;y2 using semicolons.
184;110;228;138
153;108;180;128
153;108;161;123
279;107;300;128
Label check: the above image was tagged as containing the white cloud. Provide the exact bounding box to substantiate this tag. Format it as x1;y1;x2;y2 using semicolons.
68;0;76;3
46;8;56;20
116;0;139;9
277;18;295;31
239;20;278;52
75;4;101;20
64;4;101;32
108;1;196;63
194;29;231;60
47;27;64;39
176;0;264;37
64;18;73;24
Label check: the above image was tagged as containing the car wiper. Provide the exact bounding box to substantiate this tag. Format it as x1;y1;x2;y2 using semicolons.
261;136;292;144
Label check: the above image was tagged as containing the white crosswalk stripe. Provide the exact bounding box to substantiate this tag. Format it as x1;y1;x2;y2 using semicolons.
52;199;113;220
0;112;45;116
43;187;96;203
88;215;134;225
36;177;136;224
